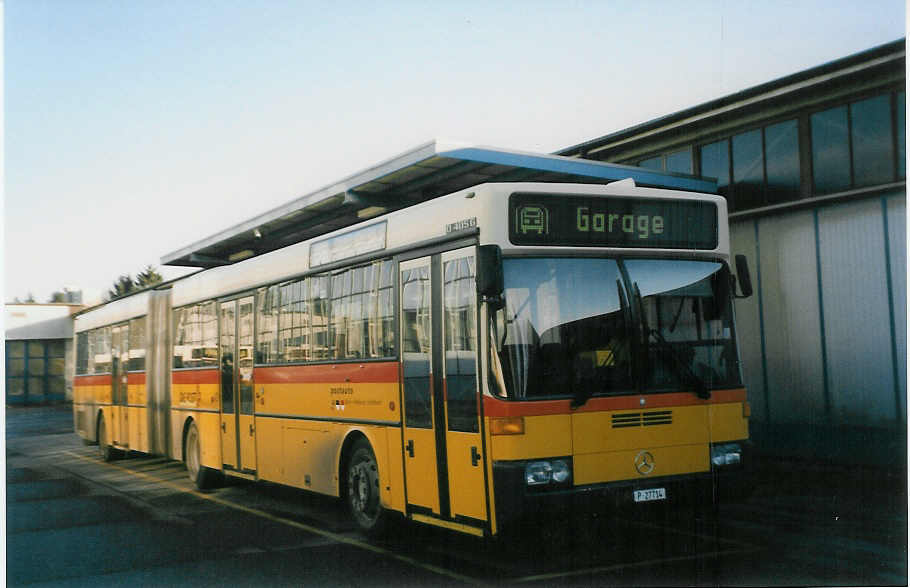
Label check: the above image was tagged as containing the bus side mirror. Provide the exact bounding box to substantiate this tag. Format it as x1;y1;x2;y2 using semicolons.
734;254;753;298
477;245;504;307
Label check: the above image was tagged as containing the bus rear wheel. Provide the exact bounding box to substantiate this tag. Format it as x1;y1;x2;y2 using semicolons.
345;439;387;535
97;414;121;462
185;421;219;490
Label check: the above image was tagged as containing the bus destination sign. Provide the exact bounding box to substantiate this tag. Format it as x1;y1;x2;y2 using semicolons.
509;193;718;249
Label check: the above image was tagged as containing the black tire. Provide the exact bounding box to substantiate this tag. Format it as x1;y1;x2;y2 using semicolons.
345;439;387;535
185;421;219;490
97;414;121;461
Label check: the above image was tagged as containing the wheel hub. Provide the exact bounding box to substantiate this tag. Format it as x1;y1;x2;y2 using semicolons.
350;463;370;512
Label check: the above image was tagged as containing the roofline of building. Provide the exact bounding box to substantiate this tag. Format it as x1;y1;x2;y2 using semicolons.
557;38;905;157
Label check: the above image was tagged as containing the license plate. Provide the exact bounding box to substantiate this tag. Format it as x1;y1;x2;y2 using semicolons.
633;487;667;502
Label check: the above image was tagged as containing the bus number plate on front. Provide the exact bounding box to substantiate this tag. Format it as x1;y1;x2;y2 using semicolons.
634;488;667;502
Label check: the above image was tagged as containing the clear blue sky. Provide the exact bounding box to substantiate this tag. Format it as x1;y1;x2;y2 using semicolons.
4;0;905;303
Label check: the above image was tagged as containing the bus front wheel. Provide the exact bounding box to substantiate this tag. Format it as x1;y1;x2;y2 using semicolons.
345;439;387;535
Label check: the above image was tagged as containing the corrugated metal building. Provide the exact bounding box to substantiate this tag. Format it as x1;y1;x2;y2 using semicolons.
559;40;906;466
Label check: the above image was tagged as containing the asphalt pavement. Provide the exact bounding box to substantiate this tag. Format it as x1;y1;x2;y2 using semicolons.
5;403;908;586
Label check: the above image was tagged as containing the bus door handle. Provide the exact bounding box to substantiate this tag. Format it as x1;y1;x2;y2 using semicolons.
471;446;481;466
406;439;414;458
221;421;226;432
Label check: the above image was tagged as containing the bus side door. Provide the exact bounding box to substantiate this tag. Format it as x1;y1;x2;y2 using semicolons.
219;300;238;471
219;295;257;474
111;324;129;448
400;257;440;514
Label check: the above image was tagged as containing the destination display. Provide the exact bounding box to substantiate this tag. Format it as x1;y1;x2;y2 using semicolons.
508;193;718;249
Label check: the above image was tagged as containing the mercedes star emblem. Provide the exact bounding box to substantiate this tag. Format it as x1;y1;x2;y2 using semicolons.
634;450;655;475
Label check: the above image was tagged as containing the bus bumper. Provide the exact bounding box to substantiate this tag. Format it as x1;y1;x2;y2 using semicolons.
492;448;752;530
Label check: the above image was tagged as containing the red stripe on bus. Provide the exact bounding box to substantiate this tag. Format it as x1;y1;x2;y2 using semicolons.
74;374;112;386
172;369;220;385
254;362;401;385
127;372;147;385
483;388;748;417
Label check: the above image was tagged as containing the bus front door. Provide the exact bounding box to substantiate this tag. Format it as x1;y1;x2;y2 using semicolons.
219;296;257;475
440;247;487;524
400;250;488;530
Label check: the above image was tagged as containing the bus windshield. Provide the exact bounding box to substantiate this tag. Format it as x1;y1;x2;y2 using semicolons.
493;257;742;400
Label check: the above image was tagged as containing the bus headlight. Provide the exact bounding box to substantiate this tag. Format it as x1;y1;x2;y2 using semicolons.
551;460;571;483
525;459;572;486
711;443;742;467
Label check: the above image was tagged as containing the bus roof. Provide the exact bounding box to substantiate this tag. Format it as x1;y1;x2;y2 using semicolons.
161;140;716;269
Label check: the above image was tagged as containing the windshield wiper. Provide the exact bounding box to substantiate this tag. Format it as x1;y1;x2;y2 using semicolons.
647;328;710;400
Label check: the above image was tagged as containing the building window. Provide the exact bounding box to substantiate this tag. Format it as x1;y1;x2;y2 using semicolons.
732;129;764;210
639;156;662;170
6;339;66;404
810;105;850;193
665;149;693;174
810;91;901;194
699;139;730;193
851;94;894;187
698;118;800;212
764;119;801;204
897;92;905;179
638;148;692;174
7;341;26;403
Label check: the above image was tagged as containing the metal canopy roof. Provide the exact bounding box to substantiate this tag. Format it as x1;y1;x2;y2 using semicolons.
161;140;716;268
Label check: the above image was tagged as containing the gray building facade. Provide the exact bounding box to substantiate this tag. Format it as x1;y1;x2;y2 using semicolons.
560;40;906;466
5;303;82;405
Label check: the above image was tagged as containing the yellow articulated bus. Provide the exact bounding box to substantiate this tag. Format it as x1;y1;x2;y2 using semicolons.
73;180;752;538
